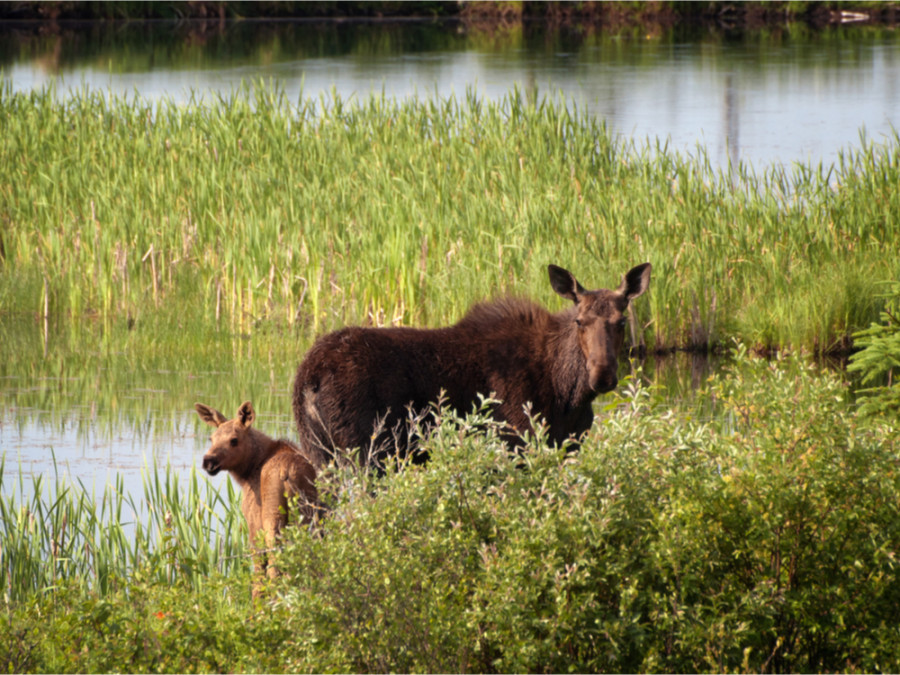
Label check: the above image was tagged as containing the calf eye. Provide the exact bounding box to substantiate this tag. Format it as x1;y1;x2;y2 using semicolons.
230;437;238;447
574;318;583;327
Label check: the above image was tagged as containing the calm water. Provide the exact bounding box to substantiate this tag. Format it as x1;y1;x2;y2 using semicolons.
0;319;305;499
0;19;895;496
3;20;899;168
0;316;715;499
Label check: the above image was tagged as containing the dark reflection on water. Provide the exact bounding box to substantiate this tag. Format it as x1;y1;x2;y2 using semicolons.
643;350;723;396
3;19;899;168
0;19;471;72
0;314;732;497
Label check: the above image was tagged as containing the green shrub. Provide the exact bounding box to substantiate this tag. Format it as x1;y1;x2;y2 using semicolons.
848;280;900;416
3;349;898;673
647;348;900;672
273;349;900;673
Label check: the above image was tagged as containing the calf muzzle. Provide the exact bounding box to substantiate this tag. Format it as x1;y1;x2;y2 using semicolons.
202;455;221;476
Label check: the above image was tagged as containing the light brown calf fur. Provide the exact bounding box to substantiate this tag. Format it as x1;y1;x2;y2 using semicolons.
195;401;317;582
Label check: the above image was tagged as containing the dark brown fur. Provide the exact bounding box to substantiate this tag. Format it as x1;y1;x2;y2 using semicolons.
195;401;317;584
292;263;651;469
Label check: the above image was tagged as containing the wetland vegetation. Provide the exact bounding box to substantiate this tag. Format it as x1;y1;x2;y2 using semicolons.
1;81;899;672
2;83;898;354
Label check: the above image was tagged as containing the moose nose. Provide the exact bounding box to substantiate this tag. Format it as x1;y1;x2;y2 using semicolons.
589;367;618;393
597;374;618;393
202;455;220;476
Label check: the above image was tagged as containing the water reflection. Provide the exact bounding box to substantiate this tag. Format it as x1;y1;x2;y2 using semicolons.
0;316;300;498
3;20;898;168
642;350;724;399
1;314;726;496
2;388;297;501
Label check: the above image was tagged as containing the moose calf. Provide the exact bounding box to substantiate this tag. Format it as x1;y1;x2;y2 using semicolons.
293;262;651;469
195;401;317;582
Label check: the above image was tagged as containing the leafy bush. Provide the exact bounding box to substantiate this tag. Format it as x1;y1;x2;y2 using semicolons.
849;280;900;416
273;349;900;673
3;349;899;673
0;569;291;673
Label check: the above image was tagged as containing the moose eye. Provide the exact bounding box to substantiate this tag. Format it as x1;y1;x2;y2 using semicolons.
615;318;627;329
230;437;238;447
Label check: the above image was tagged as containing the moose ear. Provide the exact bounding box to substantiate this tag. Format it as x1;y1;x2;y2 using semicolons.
548;264;586;303
237;401;255;428
195;403;227;428
618;263;651;301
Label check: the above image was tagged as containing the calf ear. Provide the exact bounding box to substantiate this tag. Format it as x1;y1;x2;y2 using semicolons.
195;403;227;428
548;265;585;303
618;263;651;301
237;401;256;428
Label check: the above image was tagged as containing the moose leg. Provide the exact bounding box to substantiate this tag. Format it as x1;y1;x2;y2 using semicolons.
246;525;269;599
260;489;290;579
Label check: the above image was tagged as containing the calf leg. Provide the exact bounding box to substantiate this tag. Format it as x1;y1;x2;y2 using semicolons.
261;489;290;579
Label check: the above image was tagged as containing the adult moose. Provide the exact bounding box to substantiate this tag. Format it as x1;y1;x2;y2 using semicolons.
292;262;651;469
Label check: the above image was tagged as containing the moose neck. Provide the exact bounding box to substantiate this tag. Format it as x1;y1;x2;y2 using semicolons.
548;308;596;408
230;430;275;485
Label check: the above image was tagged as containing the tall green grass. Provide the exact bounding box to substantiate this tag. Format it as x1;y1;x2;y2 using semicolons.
0;456;246;604
1;80;898;352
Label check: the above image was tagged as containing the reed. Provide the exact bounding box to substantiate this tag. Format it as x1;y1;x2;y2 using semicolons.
1;80;898;353
0;454;246;604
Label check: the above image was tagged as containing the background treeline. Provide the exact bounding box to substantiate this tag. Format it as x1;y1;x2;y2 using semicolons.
1;1;898;25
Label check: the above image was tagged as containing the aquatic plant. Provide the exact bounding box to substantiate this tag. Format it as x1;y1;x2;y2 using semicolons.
1;82;898;353
0;457;246;604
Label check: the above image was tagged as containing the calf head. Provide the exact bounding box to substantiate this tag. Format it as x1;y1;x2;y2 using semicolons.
195;401;257;476
549;262;651;393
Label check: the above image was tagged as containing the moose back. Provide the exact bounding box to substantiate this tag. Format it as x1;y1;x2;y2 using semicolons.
292;263;651;468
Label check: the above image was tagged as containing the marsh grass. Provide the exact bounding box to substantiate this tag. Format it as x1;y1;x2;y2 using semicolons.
1;81;897;353
0;454;246;604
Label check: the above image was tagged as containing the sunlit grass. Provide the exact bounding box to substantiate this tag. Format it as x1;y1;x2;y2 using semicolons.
1;80;898;353
0;455;246;604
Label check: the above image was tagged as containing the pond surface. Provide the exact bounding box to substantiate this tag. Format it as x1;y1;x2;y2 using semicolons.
0;318;304;499
0;316;718;500
3;19;899;169
0;19;892;497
